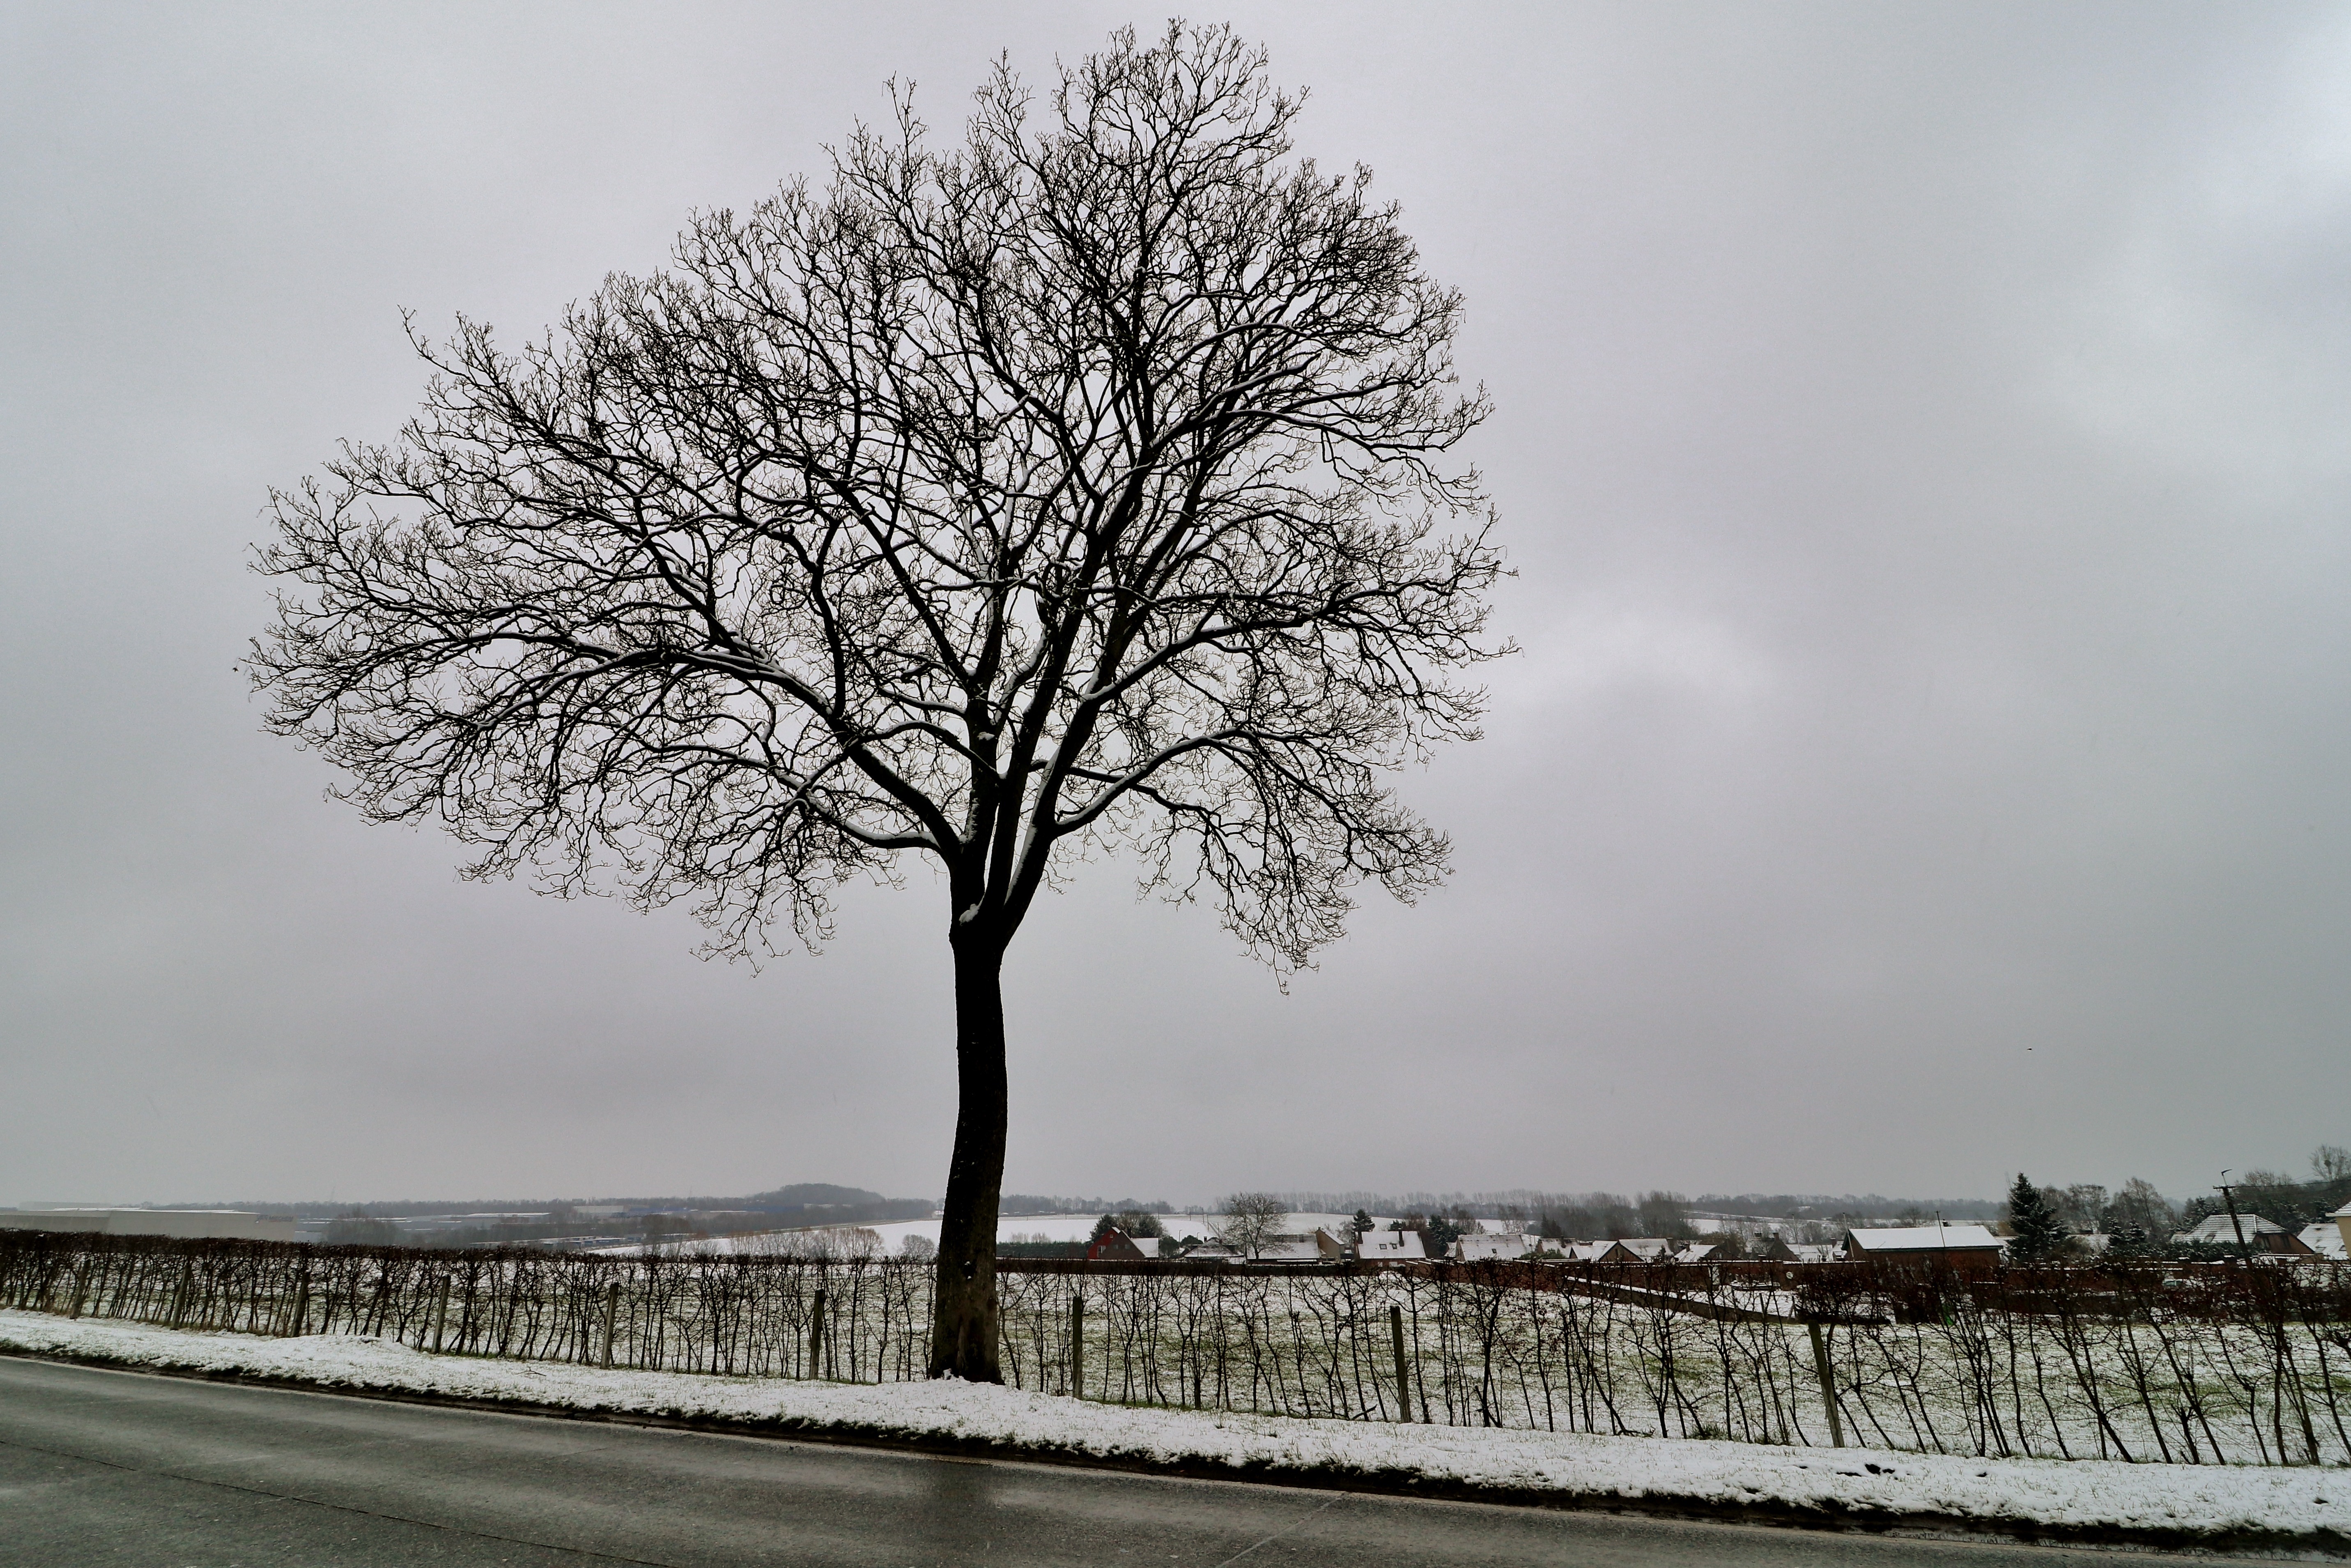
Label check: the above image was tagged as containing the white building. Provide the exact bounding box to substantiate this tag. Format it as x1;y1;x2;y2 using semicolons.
1453;1231;1537;1261
1355;1227;1426;1262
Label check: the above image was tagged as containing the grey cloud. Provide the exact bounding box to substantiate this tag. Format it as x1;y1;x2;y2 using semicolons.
3;3;2345;1207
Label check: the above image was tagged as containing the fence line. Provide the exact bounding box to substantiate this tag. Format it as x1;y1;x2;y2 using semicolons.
5;1232;2346;1465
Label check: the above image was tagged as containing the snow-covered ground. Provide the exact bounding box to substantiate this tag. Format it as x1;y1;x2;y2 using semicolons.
1;1309;2339;1550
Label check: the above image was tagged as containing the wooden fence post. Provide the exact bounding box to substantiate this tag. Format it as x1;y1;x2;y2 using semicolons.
808;1289;827;1380
1070;1293;1085;1400
601;1280;620;1368
1807;1322;1846;1448
168;1260;193;1331
1389;1304;1412;1423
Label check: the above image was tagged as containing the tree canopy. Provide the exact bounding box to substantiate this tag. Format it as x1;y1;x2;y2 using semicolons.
250;22;1500;1380
253;22;1500;974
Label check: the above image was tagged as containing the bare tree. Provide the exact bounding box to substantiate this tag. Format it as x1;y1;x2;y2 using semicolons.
1216;1192;1290;1260
249;24;1501;1380
2105;1178;2176;1240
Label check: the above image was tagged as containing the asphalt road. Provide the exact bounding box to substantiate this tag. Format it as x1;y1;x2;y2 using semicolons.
0;1356;2190;1567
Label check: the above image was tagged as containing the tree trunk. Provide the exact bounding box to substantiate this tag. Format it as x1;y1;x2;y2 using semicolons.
929;930;1008;1380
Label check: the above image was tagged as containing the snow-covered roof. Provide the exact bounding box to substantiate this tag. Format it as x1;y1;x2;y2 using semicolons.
1841;1224;2004;1254
1454;1232;1534;1261
1243;1234;1325;1264
2296;1222;2346;1260
1356;1228;1426;1261
2173;1213;2285;1245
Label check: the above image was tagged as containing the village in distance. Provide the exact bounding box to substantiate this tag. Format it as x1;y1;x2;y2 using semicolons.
8;1146;2348;1270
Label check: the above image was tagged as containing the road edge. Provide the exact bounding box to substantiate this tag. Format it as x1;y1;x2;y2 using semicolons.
4;1345;2340;1560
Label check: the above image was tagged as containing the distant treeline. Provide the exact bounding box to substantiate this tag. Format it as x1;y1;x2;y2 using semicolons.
158;1183;932;1224
2179;1159;2351;1233
1001;1195;1176;1216
1692;1194;2007;1222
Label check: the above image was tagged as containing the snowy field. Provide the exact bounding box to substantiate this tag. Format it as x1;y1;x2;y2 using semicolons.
0;1308;2338;1552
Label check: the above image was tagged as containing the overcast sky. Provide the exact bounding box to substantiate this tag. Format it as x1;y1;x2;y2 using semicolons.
4;3;2347;1210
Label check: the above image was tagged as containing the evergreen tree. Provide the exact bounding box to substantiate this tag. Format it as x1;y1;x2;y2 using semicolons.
2006;1172;2070;1263
1350;1208;1374;1239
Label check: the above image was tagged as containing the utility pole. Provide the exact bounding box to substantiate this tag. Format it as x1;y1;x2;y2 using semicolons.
2217;1171;2252;1265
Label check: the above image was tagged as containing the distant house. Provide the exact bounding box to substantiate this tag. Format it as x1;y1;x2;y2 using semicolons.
2173;1212;2285;1247
1184;1230;1332;1265
1085;1228;1163;1262
1839;1224;2006;1264
2296;1220;2346;1261
1676;1242;1718;1264
1452;1231;1538;1262
1758;1237;1841;1263
2333;1203;2351;1258
1355;1228;1426;1263
1256;1232;1333;1264
2171;1213;2316;1256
